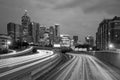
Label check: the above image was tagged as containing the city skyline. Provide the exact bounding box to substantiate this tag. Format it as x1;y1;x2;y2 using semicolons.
0;0;120;41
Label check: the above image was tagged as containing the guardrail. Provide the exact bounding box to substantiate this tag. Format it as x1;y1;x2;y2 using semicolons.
0;47;33;59
0;50;61;80
94;51;120;69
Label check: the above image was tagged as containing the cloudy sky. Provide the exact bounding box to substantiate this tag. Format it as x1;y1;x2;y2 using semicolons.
0;0;120;41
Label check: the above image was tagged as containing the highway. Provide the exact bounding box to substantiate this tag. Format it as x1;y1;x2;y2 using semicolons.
39;52;120;80
0;49;61;80
0;50;53;72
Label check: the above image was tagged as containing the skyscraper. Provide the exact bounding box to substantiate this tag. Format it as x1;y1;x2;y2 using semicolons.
39;26;46;46
7;22;22;42
29;22;40;43
49;26;54;46
54;24;60;43
21;10;31;42
54;24;60;37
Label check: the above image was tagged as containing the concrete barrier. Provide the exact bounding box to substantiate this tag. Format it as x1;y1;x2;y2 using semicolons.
0;47;33;59
95;51;120;69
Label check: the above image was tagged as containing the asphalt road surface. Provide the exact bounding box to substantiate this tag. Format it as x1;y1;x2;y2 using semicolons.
39;52;120;80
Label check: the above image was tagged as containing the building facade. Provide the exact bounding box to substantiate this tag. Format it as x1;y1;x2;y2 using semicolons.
49;26;55;46
21;10;31;42
54;24;60;44
0;34;12;51
7;22;22;42
44;31;50;46
85;36;94;47
39;26;46;46
96;16;120;50
60;34;71;47
73;36;78;45
29;22;40;43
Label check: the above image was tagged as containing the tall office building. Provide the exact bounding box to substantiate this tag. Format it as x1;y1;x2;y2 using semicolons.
39;26;46;46
29;22;40;43
44;28;50;46
7;22;22;42
39;27;46;39
54;24;60;43
96;16;120;50
54;24;60;37
21;10;31;42
49;26;55;45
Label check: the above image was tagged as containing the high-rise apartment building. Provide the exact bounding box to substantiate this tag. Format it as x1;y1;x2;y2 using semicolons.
96;16;120;50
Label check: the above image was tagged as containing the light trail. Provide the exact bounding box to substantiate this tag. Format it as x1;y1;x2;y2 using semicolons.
41;53;120;80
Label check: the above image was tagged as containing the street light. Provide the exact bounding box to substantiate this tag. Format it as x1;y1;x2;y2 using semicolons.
86;37;90;40
108;43;114;49
7;40;11;45
89;47;92;51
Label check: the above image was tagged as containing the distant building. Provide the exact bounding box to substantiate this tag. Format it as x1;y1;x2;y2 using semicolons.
7;22;22;42
21;10;31;42
85;36;94;47
39;27;46;39
73;36;78;45
39;26;46;46
0;34;12;51
96;16;120;50
60;34;71;47
29;22;40;43
54;24;60;37
44;31;50;46
49;26;55;46
54;24;60;43
7;10;62;47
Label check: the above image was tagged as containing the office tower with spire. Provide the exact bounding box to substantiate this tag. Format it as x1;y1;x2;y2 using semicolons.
21;10;31;42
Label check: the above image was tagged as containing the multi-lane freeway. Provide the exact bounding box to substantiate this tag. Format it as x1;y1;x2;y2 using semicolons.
39;52;120;80
0;49;61;80
1;49;120;80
